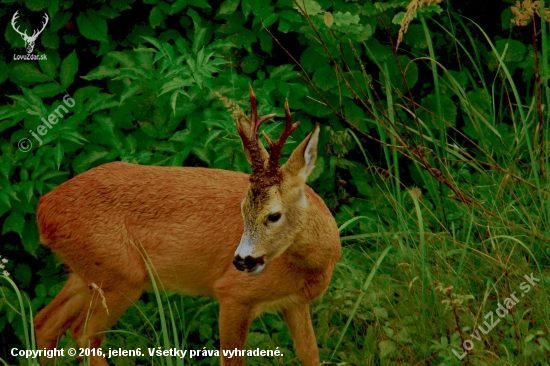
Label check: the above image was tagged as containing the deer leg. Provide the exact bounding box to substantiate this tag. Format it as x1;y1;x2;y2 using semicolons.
35;273;89;365
218;299;253;366
282;303;320;366
69;284;143;366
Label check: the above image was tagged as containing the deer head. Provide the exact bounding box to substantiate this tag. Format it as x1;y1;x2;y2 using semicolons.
233;87;320;274
11;11;49;54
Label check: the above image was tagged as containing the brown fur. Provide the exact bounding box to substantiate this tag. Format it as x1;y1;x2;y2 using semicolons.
34;159;341;365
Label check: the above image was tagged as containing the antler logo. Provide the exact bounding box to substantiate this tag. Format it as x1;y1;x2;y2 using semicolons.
11;11;49;54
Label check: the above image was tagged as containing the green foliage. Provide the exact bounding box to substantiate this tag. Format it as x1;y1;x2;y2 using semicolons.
1;0;550;364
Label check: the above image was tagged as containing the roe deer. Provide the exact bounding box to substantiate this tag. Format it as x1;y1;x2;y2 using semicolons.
34;87;341;366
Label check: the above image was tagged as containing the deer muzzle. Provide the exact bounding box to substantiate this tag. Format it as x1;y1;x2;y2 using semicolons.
233;254;265;274
233;235;266;274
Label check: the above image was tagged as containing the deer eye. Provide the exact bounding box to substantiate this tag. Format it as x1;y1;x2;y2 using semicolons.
267;213;281;223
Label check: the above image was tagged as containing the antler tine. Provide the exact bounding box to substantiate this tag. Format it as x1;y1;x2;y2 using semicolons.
235;87;277;178
33;13;49;37
11;11;28;37
247;86;277;141
265;99;300;173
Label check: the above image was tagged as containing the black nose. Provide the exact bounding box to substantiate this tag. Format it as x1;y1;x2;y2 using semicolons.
233;255;264;272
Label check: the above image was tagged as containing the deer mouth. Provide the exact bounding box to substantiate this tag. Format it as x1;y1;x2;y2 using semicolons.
233;255;266;274
246;261;266;274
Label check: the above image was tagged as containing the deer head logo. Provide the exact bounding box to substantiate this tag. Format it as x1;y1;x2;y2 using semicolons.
11;11;49;54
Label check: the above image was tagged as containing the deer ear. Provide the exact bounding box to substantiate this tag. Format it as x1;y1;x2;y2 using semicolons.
282;123;320;182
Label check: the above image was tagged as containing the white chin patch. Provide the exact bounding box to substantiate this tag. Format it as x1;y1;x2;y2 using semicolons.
246;262;266;274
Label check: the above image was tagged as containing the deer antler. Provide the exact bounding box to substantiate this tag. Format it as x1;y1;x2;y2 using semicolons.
236;87;277;178
11;11;29;39
236;87;300;188
11;11;49;53
263;99;300;178
32;13;49;39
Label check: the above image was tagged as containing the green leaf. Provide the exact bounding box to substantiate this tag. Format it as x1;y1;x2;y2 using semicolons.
278;20;290;33
0;109;23;127
205;130;225;146
300;46;329;73
379;340;397;359
241;54;259;74
35;284;47;299
24;0;47;11
58;130;88;145
402;24;428;49
381;55;418;91
307;156;324;182
487;39;527;70
191;145;210;163
170;0;188;14
170;90;189;116
262;13;278;27
420;94;458;128
313;66;337;91
2;211;25;236
77;11;108;42
21;181;34;203
41;28;60;50
0;61;7;84
170;129;192;143
149;6;164;28
60;50;79;88
50;11;72;32
15;264;32;288
39;54;57;79
20;220;40;254
199;323;213;341
333;11;360;26
258;31;273;53
82;65;120;80
87;94;118;113
270;64;297;81
98;5;121;19
47;0;60;20
10;63;52;83
39;170;69;181
160;78;194;96
54;142;64;169
120;84;140;104
192;29;209;54
85;151;111;165
293;0;322;15
109;51;136;67
125;135;137;153
241;0;254;18
32;83;64;98
94;115;115;136
189;0;211;8
392;12;406;25
219;0;239;14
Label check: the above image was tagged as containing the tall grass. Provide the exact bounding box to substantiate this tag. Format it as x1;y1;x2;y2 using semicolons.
0;274;38;366
307;8;550;365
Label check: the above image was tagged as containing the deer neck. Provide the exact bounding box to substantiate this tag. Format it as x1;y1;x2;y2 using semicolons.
285;193;339;272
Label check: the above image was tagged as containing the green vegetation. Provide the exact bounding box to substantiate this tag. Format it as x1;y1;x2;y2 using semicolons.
1;0;549;364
